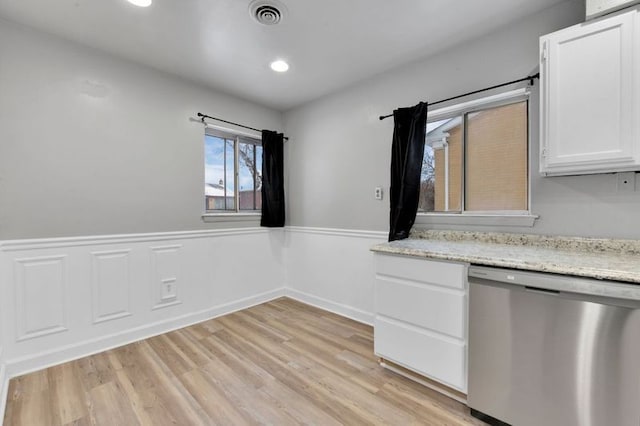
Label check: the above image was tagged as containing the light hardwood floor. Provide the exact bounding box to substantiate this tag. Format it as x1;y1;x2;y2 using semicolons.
3;298;486;425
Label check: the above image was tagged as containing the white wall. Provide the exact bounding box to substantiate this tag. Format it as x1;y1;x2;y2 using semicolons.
283;1;640;240
0;18;282;240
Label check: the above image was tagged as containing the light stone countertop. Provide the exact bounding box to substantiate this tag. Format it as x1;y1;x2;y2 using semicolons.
370;230;640;284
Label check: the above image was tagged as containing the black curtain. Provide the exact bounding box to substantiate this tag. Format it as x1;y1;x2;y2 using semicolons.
261;130;285;227
388;102;428;241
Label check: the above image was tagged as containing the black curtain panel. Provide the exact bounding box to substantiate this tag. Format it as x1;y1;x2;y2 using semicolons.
261;130;285;227
388;102;428;241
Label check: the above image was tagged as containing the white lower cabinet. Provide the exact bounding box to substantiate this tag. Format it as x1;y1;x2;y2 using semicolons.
373;253;468;392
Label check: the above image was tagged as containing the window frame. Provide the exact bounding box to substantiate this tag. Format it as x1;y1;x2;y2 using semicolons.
202;124;263;222
416;88;538;227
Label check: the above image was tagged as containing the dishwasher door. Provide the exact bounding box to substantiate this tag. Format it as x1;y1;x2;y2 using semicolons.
468;267;640;426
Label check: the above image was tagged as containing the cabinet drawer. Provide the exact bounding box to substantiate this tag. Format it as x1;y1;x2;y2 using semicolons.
376;278;465;339
374;317;466;391
375;254;466;290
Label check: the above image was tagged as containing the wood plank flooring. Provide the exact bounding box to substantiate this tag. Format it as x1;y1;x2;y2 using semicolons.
3;298;486;425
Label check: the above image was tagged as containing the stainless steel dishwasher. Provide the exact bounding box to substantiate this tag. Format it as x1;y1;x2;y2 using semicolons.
468;265;640;426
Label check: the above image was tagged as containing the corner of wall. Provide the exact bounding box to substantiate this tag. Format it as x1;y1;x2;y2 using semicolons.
0;355;7;425
0;263;6;425
283;227;386;325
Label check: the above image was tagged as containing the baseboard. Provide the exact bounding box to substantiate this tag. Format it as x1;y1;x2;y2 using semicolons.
5;287;286;379
0;362;7;425
285;288;374;326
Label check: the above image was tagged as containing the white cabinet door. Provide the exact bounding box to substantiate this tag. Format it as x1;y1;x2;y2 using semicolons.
540;8;639;175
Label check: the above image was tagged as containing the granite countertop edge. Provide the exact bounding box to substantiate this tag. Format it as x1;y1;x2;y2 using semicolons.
370;231;640;285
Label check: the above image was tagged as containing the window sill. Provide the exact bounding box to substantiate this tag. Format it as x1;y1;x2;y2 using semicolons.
202;212;261;223
414;213;538;227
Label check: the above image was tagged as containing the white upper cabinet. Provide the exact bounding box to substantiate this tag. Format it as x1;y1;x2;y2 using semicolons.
540;7;640;175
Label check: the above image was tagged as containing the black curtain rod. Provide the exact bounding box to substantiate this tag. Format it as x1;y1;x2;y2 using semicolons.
197;112;289;141
378;73;539;121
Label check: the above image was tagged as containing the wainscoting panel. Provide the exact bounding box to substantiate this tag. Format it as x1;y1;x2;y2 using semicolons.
91;249;132;324
284;227;386;325
150;245;182;310
14;255;68;342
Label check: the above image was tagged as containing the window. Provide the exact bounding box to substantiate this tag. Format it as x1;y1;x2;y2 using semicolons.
204;128;262;213
418;89;530;219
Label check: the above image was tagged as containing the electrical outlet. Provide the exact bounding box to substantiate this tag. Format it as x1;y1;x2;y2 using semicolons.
161;278;177;300
616;172;636;192
374;187;383;200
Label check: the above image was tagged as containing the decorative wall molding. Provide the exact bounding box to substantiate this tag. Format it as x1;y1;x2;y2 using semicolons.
14;255;68;342
91;249;132;324
150;245;182;310
286;226;387;240
0;227;285;379
0;225;385;418
6;287;286;379
0;227;276;251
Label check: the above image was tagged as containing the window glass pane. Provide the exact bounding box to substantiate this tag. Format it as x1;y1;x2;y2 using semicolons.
465;101;528;211
419;117;462;213
204;135;235;211
224;139;235;210
238;141;262;211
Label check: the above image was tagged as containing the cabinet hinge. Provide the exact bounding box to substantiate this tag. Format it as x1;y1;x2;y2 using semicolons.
541;43;547;62
541;148;547;158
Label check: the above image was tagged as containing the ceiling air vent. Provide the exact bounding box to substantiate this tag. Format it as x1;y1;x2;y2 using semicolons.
249;0;286;25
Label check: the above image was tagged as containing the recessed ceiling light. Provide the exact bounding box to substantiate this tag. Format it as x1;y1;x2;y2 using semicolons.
270;60;289;73
127;0;152;7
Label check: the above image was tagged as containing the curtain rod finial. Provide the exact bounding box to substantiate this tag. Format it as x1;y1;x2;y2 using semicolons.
529;73;540;86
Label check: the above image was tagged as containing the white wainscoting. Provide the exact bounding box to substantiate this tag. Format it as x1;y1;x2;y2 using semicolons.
284;227;387;325
0;225;386;420
14;255;68;342
91;249;133;325
0;228;286;381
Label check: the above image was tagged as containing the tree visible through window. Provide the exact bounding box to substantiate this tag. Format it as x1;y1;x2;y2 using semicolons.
204;131;262;212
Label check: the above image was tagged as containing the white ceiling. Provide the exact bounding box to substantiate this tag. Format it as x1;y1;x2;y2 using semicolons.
0;0;567;111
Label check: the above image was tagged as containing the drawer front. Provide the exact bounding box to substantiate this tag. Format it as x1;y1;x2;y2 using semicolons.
374;317;466;391
376;278;465;339
375;254;466;290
